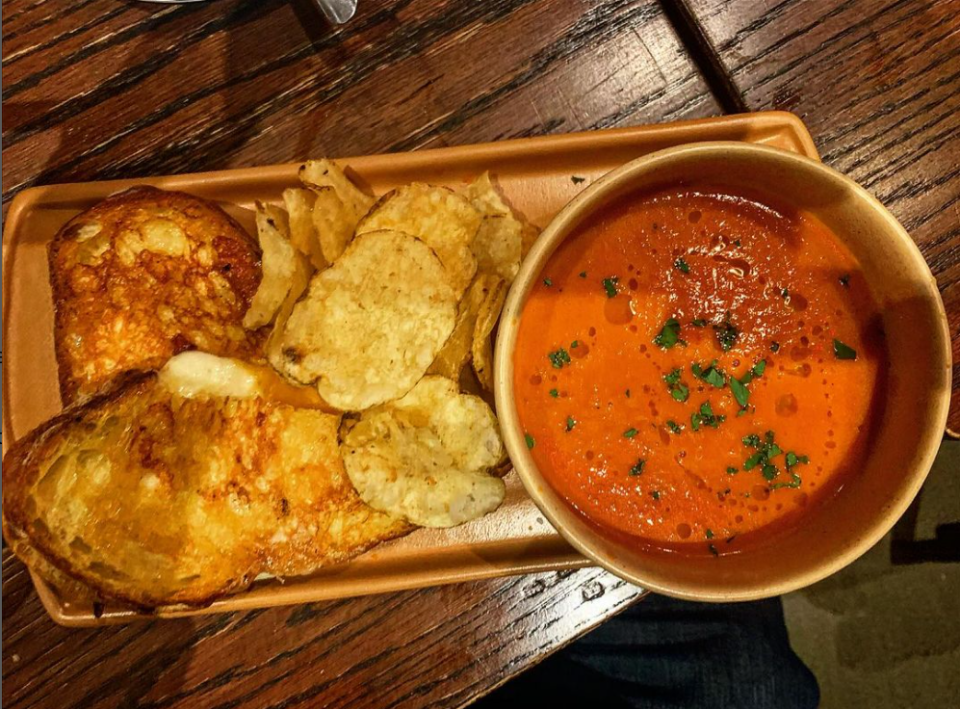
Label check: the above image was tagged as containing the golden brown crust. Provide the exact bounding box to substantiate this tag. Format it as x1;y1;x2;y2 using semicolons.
49;187;265;405
1;373;412;608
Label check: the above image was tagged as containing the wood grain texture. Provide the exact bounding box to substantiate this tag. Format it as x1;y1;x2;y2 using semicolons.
2;548;642;709
684;0;960;432
2;1;708;706
1;0;717;209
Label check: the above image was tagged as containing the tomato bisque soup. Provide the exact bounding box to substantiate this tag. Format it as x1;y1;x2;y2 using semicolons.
513;185;887;555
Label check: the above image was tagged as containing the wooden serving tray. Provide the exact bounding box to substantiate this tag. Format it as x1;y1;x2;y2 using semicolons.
1;112;818;626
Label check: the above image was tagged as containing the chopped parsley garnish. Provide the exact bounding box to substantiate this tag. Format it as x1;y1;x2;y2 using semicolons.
713;316;739;352
525;433;535;449
691;401;725;431
770;473;802;489
736;360;765;384
729;360;765;409
674;257;691;274
740;431;809;488
571;175;586;185
691;318;708;328
839;274;850;287
579;271;587;278
543;277;553;286
729;376;750;408
770;341;781;353
549;388;559;398
570;340;579;348
663;368;690;402
602;276;619;298
566;416;577;432
548;347;572;368
691;360;725;388
650;490;661;500
708;543;719;557
629;459;646;476
705;529;715;539
833;339;857;360
785;451;810;470
726;466;739;474
667;420;683;434
781;287;790;299
743;434;782;471
654;318;682;349
623;427;639;439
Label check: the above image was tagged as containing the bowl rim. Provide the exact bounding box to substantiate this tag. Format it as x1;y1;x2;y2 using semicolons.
493;140;952;601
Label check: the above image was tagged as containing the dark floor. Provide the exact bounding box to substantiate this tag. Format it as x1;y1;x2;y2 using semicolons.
782;440;959;708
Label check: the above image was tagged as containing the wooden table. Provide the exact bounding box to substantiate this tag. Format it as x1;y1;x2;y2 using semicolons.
2;1;957;707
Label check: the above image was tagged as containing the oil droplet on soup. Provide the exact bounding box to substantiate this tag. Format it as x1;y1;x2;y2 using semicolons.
513;185;886;555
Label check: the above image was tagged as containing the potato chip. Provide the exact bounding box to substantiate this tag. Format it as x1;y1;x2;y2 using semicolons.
521;222;541;259
243;203;308;330
299;159;375;264
265;251;311;372
308;186;356;265
356;183;480;297
472;215;522;282
463;172;533;281
471;276;508;390
283;188;327;270
464;172;513;216
299;159;374;220
391;376;505;471
275;230;457;410
341;376;505;527
427;273;498;381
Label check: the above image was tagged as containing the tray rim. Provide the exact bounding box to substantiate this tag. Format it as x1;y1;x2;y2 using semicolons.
2;111;820;626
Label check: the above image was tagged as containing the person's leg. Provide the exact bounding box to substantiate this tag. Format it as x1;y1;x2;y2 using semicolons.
473;594;819;709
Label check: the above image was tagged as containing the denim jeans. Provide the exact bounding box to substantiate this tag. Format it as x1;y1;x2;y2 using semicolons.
475;594;819;709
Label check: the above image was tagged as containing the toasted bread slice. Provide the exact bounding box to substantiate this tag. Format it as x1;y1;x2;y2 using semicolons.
1;371;411;608
49;186;265;404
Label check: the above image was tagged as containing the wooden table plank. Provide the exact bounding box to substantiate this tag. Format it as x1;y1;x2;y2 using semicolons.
2;0;717;207
2;549;642;709
2;1;712;707
682;0;960;432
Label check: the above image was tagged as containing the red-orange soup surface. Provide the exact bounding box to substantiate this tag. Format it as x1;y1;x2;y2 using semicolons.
514;185;887;555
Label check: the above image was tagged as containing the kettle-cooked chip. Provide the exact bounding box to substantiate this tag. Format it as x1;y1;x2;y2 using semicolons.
521;221;541;259
299;159;374;263
265;256;311;371
341;376;505;528
463;172;513;216
283;188;327;270
275;230;457;410
462;172;536;282
428;273;499;381
300;159;374;220
472;215;522;282
356;183;480;297
309;186;357;266
471;276;508;391
243;203;309;330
